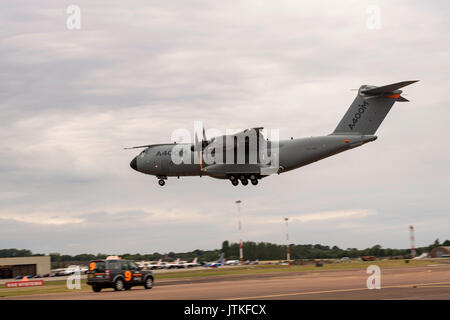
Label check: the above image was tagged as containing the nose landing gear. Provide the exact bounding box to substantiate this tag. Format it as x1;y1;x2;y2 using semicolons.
157;176;167;186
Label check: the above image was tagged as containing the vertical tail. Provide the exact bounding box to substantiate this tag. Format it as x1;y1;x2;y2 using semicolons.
333;80;418;135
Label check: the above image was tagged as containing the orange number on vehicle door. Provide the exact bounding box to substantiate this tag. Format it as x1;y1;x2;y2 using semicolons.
124;270;132;281
89;262;96;271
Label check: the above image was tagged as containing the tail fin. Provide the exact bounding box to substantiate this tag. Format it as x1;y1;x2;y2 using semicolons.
333;80;418;135
218;253;225;264
192;257;198;263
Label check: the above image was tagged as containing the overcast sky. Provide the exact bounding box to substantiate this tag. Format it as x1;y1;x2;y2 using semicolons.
0;0;449;255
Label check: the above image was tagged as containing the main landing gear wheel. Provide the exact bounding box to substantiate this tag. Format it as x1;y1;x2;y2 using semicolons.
241;178;249;186
251;179;258;185
231;179;239;186
158;179;165;186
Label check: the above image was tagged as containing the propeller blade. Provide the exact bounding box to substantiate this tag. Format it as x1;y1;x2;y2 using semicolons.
194;131;203;171
202;127;207;142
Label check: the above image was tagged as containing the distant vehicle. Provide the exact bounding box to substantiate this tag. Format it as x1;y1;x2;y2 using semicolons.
87;258;154;292
51;268;67;276
412;253;428;260
204;253;225;268
63;265;87;275
183;258;201;268
32;274;41;278
249;260;259;265
224;260;240;266
148;259;166;270
165;258;184;269
361;256;376;261
441;254;450;258
340;257;350;261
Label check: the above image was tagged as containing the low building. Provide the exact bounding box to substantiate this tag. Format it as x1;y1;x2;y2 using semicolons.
429;246;450;258
0;256;51;279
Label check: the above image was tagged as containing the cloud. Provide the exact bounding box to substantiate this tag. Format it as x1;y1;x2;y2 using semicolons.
0;1;449;254
0;212;84;225
291;209;375;223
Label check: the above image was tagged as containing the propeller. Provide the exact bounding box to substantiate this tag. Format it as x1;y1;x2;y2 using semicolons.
194;125;209;171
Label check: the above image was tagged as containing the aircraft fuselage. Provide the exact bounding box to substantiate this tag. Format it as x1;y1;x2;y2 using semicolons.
130;134;377;180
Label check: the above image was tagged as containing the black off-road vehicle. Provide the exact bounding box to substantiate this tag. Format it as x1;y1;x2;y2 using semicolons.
87;258;154;292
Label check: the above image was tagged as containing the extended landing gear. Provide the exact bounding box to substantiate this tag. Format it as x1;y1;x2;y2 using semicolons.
229;175;259;186
157;176;167;186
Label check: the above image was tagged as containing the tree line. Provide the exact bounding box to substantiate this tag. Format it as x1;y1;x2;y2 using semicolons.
221;238;449;260
1;239;448;265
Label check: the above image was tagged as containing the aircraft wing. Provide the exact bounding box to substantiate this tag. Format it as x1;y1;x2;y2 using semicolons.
229;127;264;137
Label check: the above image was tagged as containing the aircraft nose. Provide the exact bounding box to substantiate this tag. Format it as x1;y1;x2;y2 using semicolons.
130;157;138;171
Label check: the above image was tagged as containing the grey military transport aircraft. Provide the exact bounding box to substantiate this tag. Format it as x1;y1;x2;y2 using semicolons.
127;80;418;186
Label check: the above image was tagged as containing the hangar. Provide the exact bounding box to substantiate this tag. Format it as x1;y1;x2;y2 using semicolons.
429;246;450;258
0;256;51;279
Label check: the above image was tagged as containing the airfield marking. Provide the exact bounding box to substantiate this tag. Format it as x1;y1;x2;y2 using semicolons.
225;281;450;300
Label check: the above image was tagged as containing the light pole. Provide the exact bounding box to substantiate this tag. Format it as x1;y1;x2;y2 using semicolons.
236;200;243;265
284;217;290;266
409;225;416;258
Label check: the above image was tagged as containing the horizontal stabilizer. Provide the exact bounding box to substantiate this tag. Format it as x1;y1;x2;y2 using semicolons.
361;80;419;95
333;80;419;135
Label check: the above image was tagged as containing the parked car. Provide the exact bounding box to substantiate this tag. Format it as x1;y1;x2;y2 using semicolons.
361;256;377;261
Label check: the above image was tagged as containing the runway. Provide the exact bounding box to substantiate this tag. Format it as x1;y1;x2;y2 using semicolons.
4;265;450;300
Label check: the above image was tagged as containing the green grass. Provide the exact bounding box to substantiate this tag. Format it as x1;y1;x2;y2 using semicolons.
0;259;432;297
155;259;432;279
